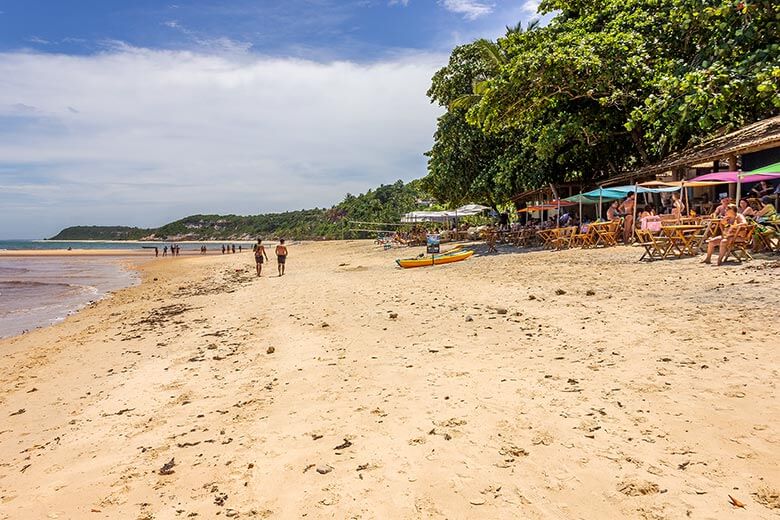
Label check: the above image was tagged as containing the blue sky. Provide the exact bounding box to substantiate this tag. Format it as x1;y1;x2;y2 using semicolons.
0;1;541;238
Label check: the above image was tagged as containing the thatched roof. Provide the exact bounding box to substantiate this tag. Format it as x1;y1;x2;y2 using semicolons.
601;115;780;186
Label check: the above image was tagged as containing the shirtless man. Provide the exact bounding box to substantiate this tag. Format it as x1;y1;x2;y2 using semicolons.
703;204;746;265
711;197;730;218
275;239;288;277
253;239;269;277
619;192;636;243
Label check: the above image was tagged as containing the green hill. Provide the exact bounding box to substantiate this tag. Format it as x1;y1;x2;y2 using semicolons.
49;180;428;241
49;225;151;241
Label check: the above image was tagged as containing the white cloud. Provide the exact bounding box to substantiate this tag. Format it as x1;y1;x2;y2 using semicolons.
439;0;494;20
388;0;410;6
521;0;540;14
0;47;445;237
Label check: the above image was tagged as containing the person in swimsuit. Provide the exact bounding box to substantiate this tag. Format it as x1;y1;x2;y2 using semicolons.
671;192;685;220
253;239;268;277
606;201;621;221
275;239;288;276
711;197;730;218
619;192;636;243
738;198;756;218
703;204;746;265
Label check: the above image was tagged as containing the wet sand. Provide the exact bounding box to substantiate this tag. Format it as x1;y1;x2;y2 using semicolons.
1;241;778;519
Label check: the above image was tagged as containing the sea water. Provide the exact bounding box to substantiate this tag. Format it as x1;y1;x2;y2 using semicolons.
0;257;139;339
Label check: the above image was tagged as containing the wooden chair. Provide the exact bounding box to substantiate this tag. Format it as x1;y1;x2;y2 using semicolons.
536;229;557;249
573;224;597;248
553;226;577;250
596;220;620;247
634;229;670;261
752;225;778;253
721;224;755;263
482;228;499;253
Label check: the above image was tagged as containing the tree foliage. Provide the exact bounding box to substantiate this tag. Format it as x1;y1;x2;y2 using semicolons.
424;0;780;206
51;181;428;241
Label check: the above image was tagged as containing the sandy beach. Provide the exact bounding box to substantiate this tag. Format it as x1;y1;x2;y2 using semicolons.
1;241;778;519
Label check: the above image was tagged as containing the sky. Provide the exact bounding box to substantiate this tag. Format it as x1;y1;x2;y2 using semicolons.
0;0;541;238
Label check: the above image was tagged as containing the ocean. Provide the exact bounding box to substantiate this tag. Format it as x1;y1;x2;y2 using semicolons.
0;256;139;339
0;240;249;251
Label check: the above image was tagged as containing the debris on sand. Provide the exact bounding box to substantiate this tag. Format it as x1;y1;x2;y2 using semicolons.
266;346;275;354
158;458;176;475
9;408;26;416
316;465;333;474
618;480;659;496
728;494;746;508
334;439;353;450
555;289;566;295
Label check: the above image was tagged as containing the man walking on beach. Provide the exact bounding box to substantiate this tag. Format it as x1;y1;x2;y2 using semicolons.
275;239;288;277
253;239;269;277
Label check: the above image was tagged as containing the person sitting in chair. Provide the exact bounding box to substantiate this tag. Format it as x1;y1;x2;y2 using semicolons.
738;198;756;218
711;197;730;218
755;196;778;223
750;181;773;198
703;204;746;265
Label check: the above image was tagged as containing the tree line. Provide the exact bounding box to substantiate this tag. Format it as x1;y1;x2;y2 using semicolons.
422;0;779;207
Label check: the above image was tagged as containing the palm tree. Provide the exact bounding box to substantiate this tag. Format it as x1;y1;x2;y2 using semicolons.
449;21;539;112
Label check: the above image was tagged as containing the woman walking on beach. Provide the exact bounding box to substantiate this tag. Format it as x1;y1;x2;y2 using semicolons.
275;239;288;277
253;239;269;277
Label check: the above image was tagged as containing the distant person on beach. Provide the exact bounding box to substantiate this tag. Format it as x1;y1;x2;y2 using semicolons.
163;245;168;257
239;245;242;253
639;205;655;219
703;204;746;265
275;239;288;277
606;201;621;221
253;239;269;277
619;192;636;243
738;198;756;218
750;181;773;199
711;197;730;218
755;196;778;223
221;245;226;254
232;244;236;254
498;211;509;230
671;192;685;219
154;247;159;257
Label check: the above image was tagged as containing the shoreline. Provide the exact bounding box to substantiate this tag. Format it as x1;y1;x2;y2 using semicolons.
1;241;778;519
0;255;142;339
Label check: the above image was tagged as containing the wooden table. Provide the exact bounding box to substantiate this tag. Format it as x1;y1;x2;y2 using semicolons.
661;225;705;257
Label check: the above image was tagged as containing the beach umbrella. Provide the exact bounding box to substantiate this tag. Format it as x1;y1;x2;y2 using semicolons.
746;161;780;174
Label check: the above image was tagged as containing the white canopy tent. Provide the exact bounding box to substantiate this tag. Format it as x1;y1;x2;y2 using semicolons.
401;204;490;223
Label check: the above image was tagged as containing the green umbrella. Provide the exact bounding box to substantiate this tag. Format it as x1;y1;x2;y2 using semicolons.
749;161;780;174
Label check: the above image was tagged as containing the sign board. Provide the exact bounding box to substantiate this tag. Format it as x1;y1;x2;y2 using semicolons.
426;234;440;254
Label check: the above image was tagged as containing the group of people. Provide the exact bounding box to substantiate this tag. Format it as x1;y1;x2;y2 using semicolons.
253;238;288;277
221;244;242;254
154;244;181;257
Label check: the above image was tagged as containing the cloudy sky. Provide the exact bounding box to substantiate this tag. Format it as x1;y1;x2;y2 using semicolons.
0;0;540;238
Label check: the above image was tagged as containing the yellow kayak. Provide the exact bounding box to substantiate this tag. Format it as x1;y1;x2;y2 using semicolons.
396;248;474;268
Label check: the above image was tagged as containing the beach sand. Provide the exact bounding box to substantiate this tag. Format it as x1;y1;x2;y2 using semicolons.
1;241;778;519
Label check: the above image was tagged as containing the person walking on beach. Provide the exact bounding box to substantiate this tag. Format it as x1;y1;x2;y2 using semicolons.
275;239;288;277
163;245;168;257
253;239;269;277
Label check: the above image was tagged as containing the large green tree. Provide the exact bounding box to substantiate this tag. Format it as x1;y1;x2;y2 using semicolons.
475;0;779;167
